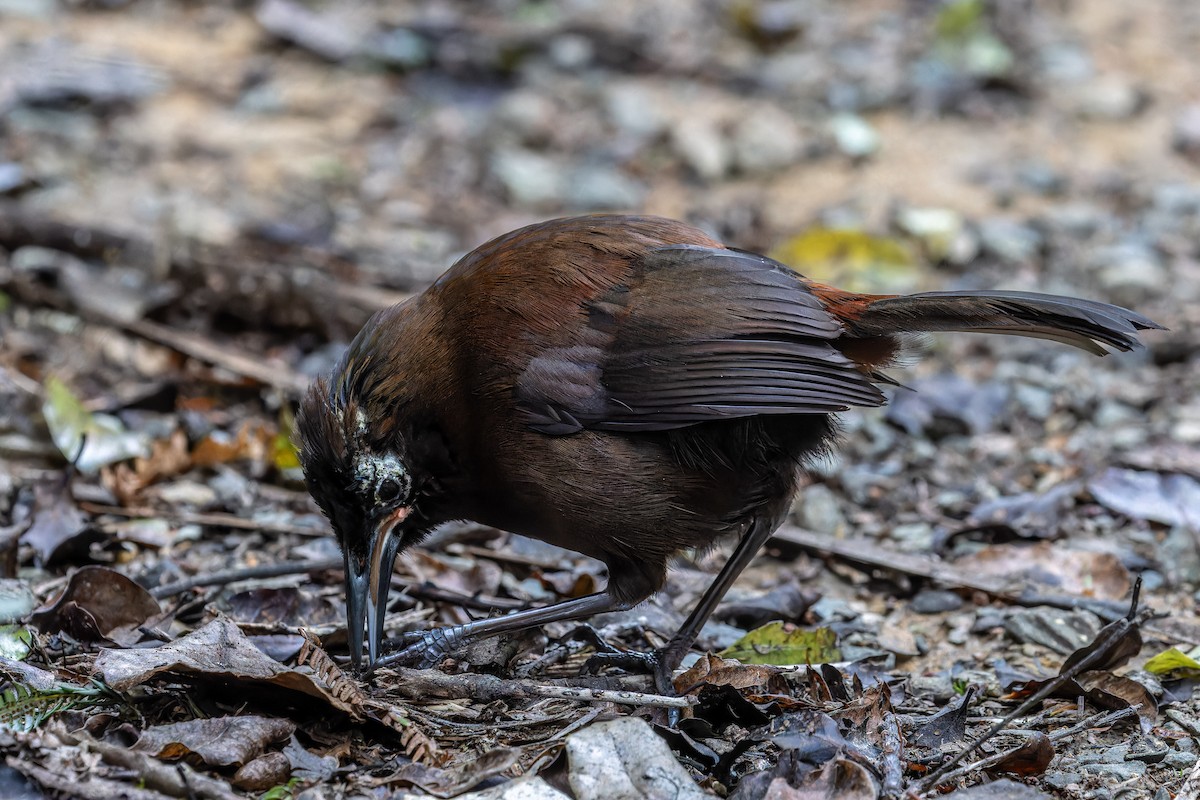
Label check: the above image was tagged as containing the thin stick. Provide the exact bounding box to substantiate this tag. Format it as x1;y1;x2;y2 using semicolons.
390;667;694;708
83;502;327;538
150;557;342;599
922;706;1140;793
915;582;1147;792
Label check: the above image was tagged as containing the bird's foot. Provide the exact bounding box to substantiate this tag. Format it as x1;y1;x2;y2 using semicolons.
367;626;465;675
581;646;677;697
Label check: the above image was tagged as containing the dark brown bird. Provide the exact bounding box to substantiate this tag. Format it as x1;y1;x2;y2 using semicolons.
296;214;1159;684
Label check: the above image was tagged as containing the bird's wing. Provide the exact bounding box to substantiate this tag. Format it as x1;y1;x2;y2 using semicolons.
516;245;886;434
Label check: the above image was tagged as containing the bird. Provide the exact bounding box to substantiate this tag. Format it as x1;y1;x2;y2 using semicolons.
295;214;1160;688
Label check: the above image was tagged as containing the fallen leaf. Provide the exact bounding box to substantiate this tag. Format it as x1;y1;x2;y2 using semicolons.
993;733;1054;777
20;479;94;566
104;429;192;504
32;565;162;646
94;616;362;719
135;715;294;767
788;756;877;800
1088;468;1200;528
42;376;150;473
766;709;848;763
1143;647;1200;678
232;752;292;792
911;689;973;748
675;653;781;694
720;622;840;666
952;542;1130;599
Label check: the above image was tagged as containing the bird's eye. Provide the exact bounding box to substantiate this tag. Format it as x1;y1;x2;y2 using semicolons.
377;477;403;504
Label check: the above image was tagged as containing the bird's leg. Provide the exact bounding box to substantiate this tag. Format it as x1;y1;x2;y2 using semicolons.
583;516;777;694
367;591;634;675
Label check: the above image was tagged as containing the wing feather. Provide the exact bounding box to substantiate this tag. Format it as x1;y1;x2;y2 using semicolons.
517;246;885;434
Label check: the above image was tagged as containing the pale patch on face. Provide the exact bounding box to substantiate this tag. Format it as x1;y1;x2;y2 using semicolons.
354;452;412;505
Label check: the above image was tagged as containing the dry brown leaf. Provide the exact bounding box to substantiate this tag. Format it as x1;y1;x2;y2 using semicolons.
32;565;163;646
191;421;275;468
103;429;192;504
992;732;1055;777
135;715;294;768
675;653;780;694
95;616;362;719
951;542;1130;600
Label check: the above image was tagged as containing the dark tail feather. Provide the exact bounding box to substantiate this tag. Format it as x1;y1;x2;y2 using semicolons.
849;290;1163;356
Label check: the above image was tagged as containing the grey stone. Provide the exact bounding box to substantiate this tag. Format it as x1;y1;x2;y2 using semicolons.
942;777;1053;799
1163;749;1198;769
891;522;934;551
567;717;707;800
911;589;964;614
1079;761;1146;779
1161;524;1200;584
1172;104;1200;160
671;119;730;181
423;778;568;800
566;165;645;210
1014;384;1055;421
797;484;846;535
0;163;26;194
490;148;565;206
1004;607;1101;655
605;82;669;139
1091;242;1168;304
977;218;1042;263
1074;78;1144;119
731;106;803;173
830;113;879;158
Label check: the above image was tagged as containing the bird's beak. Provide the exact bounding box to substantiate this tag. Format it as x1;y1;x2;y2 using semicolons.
344;506;411;671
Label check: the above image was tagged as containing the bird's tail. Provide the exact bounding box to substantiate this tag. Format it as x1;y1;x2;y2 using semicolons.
839;289;1163;357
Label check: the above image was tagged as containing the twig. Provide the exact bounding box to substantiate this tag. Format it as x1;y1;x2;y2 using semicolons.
56;729;241;800
390;667;695;708
149;557;342;599
151;556;530;617
923;706;1140;792
915;582;1148;793
1180;748;1200;799
772;524;1014;596
774;525;1135;620
879;699;904;798
118;315;309;395
1046;705;1140;743
82;502;327;538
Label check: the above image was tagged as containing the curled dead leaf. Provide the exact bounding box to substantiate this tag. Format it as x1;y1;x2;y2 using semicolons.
94;616;362;719
32;565;162;646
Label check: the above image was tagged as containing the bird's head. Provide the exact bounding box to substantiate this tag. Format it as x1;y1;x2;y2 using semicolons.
295;310;446;670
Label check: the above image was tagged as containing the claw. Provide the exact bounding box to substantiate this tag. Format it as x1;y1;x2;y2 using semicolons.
369;626;463;674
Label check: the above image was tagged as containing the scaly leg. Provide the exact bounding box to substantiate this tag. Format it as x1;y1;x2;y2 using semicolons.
584;515;777;693
367;591;636;675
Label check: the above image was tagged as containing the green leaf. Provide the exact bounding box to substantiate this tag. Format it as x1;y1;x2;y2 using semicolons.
0;626;32;661
1143;647;1200;678
768;227;921;294
42;377;150;474
719;622;841;665
0;680;118;732
274;406;301;471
